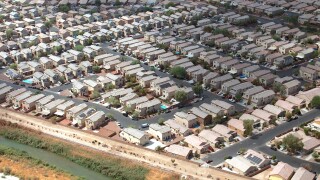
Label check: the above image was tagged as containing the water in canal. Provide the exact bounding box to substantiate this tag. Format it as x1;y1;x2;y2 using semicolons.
0;137;110;180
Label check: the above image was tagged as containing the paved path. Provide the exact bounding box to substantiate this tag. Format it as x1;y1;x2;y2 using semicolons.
202;109;320;173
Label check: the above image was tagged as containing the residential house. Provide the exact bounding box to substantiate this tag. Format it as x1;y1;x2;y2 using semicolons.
135;99;161;117
251;90;275;107
85;111;106;130
184;135;210;154
212;124;236;142
164;119;192;137
268;162;294;180
227;119;245;137
174;112;198;128
66;103;88;120
283;80;301;96
190;107;212;126
21;94;45;112
165;144;192;159
225;156;257;176
211;100;236;116
148;124;172;141
35;95;55;114
120;128;149;145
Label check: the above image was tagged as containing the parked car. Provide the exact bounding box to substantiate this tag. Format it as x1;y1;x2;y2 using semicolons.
141;123;149;128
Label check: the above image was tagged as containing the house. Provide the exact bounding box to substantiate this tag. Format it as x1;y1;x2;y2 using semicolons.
164;119;192;137
66;103;88;120
244;149;271;168
211;100;236;115
174;112;198;128
135;98;161;117
283;80;301;96
42;99;66;117
230;82;254;98
299;66;317;81
35;95;55;114
212;124;236;142
227;119;245;137
259;74;277;87
0;87;13;103
210;74;233;89
243;65;259;78
84;80;102;92
148;124;172;141
190;107;212;126
285;96;306;109
199;103;224;118
302;137;320;155
296;87;320;106
21;94;45;112
12;91;33;109
165;144;192;159
73;108;96;127
225;156;257;176
139;75;158;88
291;167;315;180
85;111;106;130
198;130;224;147
251;109;275;124
54;100;75;117
269;162;294;180
72;81;89;96
251;90;275;107
274;56;293;68
184;135;210;154
106;73;124;87
120;128;149;145
263;104;286;118
6;88;27;104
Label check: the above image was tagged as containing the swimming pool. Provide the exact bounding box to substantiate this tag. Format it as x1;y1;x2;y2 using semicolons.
22;78;34;84
160;104;168;110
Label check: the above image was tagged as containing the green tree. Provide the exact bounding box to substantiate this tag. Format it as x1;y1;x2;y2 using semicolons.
74;45;84;51
123;106;133;113
174;90;187;102
192;83;203;97
286;112;292;120
243;119;254;137
158;118;165;125
105;83;115;91
235;93;242;102
132;111;139;118
114;0;122;6
92;65;101;73
273;83;282;93
5;29;13;40
134;85;146;96
44;21;52;29
169;66;187;79
131;60;140;65
90;90;100;99
311;96;320;108
203;26;213;33
165;10;175;16
106;113;114;120
165;2;176;9
58;4;70;12
107;97;120;107
282;134;303;154
95;0;101;6
9;63;17;70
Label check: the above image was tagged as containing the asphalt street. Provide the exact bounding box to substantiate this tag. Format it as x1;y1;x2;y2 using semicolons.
202;109;320;173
